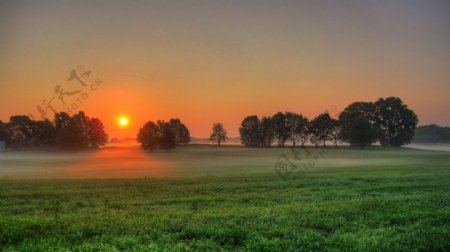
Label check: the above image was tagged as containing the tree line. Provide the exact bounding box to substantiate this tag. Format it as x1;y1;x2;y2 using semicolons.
239;97;418;148
0;111;108;150
137;118;190;151
414;125;450;143
0;97;418;151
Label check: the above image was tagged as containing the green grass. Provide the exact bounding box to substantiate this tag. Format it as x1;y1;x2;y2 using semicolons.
0;146;449;251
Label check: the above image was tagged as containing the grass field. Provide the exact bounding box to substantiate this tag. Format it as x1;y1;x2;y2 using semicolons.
1;145;449;251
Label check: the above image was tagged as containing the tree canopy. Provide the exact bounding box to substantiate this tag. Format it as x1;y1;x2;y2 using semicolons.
210;123;227;146
0;112;108;150
310;113;334;147
239;115;261;147
374;97;418;147
413;124;450;143
137;118;190;151
239;97;418;148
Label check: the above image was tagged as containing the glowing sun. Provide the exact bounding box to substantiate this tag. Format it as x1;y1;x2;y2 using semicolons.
118;116;129;127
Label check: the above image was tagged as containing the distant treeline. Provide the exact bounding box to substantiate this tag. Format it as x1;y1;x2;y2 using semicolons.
137;119;190;151
0;97;422;151
0;112;108;150
413;125;450;143
239;97;418;148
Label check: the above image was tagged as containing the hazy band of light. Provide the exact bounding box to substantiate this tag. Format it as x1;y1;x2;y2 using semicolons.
0;0;449;137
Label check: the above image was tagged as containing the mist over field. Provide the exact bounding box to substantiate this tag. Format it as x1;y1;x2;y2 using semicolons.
1;145;450;250
406;143;450;152
1;0;449;250
1;143;449;179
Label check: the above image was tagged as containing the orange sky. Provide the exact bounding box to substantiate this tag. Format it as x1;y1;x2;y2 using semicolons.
0;0;449;138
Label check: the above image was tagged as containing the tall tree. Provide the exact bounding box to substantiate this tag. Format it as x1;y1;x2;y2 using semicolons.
8;115;35;148
349;117;375;149
67;111;91;149
239;115;261;147
54;112;72;149
210;123;227;146
272;112;289;147
137;120;176;151
285;112;309;147
0;120;11;149
169;118;191;145
330;118;341;147
87;118;109;148
32;119;56;147
374;97;418;147
137;121;160;151
54;112;108;149
339;102;377;148
157;121;176;150
298;118;310;147
179;123;191;144
310;113;334;147
285;112;298;147
259;116;275;147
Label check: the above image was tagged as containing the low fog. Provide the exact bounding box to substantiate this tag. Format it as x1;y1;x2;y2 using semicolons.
1;142;449;179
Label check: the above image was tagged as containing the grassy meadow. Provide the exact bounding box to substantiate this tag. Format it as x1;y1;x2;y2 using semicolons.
0;145;449;251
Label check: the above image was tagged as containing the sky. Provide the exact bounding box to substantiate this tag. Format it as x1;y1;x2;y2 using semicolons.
0;0;449;138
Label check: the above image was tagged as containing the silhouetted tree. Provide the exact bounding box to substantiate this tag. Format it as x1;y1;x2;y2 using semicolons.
138;120;176;151
87;118;108;148
272;112;289;147
240;115;261;147
339;102;377;148
349;117;375;149
210;123;227;146
285;112;309;147
374;97;418;147
237;96;418;149
330;118;341;147
158;121;176;150
68;112;91;149
260;116;275;147
54;112;72;148
169;118;191;144
285;112;297;147
414;124;450;143
299;118;310;147
179;123;191;144
8;115;35;148
310;113;334;147
54;112;108;149
137;121;160;151
32;119;56;147
0;120;11;149
1;112;106;150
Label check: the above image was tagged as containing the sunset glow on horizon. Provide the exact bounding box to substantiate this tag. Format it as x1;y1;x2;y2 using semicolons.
1;2;449;250
0;0;449;138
